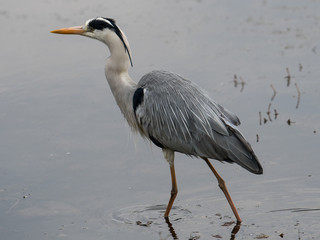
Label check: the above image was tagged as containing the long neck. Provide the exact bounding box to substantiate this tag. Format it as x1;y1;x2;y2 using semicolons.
104;34;139;132
104;28;132;73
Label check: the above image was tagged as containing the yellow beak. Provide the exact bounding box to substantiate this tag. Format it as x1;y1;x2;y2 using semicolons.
51;26;85;34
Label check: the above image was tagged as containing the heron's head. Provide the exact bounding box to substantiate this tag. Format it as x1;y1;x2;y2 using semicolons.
51;17;132;66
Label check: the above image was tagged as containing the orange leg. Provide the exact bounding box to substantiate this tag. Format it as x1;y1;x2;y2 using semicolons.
202;157;242;223
164;163;178;218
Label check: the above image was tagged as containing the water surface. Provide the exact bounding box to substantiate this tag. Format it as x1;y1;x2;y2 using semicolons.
0;0;319;239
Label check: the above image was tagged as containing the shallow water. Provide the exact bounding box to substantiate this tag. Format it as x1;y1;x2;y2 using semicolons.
1;0;319;239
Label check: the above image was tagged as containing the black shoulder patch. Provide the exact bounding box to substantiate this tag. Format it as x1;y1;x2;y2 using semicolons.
149;135;164;149
133;88;144;113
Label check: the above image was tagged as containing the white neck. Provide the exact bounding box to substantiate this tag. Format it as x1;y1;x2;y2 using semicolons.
103;31;139;132
103;28;132;73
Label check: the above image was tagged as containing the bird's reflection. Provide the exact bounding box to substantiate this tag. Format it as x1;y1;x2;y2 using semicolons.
165;217;178;239
230;221;241;240
164;217;241;240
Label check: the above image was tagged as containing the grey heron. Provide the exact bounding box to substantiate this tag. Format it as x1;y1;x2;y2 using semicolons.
51;17;263;223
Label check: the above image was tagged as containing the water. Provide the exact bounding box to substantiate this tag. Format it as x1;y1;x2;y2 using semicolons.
1;0;319;239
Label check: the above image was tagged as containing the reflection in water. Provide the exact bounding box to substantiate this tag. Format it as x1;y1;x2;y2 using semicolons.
165;217;178;240
113;204;242;240
164;217;241;240
230;222;241;240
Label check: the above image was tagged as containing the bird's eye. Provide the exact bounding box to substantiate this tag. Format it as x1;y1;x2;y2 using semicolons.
86;26;94;32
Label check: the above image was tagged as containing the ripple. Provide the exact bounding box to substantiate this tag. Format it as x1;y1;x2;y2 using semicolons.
112;204;192;226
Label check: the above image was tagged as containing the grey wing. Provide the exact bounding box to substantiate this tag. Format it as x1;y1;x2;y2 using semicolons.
135;70;228;151
217;104;240;126
134;70;262;174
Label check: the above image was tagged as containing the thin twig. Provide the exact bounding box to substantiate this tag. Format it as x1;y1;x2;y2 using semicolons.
287;119;295;126
264;118;268;124
240;77;245;92
274;109;279;120
267;103;272;122
233;74;238;87
285;68;291;87
295;82;301;109
259;111;262;125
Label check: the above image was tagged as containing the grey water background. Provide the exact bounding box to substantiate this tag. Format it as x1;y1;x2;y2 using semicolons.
1;0;319;239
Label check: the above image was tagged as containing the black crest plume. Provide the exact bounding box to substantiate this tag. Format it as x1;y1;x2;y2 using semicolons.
89;17;133;67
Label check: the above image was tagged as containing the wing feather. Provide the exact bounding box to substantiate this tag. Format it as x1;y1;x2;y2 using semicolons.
136;70;228;152
134;70;262;174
